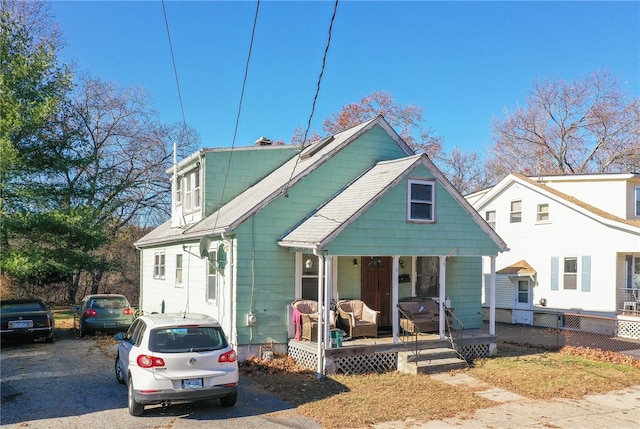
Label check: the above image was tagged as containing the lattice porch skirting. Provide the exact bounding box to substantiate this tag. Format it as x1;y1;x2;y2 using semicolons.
288;341;492;375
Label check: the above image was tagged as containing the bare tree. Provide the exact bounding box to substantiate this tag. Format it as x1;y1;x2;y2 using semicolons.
322;91;443;158
488;71;640;178
440;148;497;195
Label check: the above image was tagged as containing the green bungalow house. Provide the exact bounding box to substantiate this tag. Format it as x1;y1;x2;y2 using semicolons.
135;116;508;375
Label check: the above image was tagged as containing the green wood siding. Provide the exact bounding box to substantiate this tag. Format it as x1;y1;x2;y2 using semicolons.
231;126;411;344
203;147;296;215
337;256;361;300
445;257;484;330
327;165;501;257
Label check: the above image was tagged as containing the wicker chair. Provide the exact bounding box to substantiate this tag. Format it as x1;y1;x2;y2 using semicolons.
291;300;336;341
337;299;379;338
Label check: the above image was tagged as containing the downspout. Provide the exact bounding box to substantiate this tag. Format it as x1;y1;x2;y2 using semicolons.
313;249;325;379
438;256;447;339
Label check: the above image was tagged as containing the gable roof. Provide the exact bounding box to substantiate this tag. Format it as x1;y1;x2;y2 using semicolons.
472;173;640;232
496;259;536;275
136;116;413;248
278;153;508;252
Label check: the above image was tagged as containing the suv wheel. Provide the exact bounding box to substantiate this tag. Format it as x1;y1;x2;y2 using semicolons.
220;392;237;407
128;377;144;416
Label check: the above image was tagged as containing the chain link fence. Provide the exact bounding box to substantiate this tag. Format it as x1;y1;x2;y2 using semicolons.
488;308;640;355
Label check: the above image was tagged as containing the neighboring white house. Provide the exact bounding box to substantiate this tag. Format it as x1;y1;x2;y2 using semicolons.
467;173;640;337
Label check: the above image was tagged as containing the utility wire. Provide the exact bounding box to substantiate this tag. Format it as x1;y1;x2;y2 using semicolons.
211;0;261;231
162;0;187;126
284;0;339;197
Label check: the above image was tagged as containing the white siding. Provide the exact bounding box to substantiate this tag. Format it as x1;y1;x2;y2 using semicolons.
541;177;628;219
478;181;639;314
139;238;236;345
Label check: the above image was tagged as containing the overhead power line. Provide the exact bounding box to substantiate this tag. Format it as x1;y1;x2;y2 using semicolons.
284;0;340;197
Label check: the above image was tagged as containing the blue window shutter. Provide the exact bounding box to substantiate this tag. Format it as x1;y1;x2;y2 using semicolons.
581;256;591;292
626;255;633;289
550;256;559;291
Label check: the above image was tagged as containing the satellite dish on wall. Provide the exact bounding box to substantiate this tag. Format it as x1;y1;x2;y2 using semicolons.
199;236;212;259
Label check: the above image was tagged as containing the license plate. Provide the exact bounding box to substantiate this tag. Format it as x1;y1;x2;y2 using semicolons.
9;320;33;329
182;378;203;390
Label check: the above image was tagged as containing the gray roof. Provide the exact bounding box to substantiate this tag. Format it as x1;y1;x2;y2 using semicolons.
136;116;413;248
278;155;424;249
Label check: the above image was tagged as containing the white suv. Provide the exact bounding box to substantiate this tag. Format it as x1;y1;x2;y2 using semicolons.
114;313;238;416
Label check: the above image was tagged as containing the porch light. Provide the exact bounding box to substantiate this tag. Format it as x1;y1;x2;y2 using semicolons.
352;258;358;267
399;258;405;269
305;258;313;269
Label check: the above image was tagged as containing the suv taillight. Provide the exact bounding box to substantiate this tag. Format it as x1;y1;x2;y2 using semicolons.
123;307;134;315
137;355;165;368
218;350;237;363
84;309;97;317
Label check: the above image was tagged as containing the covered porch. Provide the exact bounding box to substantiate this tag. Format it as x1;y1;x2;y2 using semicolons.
288;329;498;375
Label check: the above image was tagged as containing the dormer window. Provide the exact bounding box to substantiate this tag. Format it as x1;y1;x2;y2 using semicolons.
407;179;435;222
175;177;182;205
183;169;201;212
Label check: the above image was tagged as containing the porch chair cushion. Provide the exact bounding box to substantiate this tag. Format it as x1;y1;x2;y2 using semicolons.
291;300;336;341
337;299;379;338
398;299;440;334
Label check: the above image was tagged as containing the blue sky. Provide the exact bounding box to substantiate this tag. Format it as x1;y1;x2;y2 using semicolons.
50;1;640;155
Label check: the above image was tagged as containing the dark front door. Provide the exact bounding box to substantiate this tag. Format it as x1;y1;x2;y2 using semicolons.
361;256;391;328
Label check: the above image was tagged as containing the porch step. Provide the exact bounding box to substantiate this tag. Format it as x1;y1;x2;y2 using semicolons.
398;347;468;375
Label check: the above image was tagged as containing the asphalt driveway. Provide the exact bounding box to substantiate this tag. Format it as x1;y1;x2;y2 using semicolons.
0;329;320;429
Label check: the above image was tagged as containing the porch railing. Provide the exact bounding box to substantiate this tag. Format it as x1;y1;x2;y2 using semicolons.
397;305;420;356
397;304;467;363
618;288;640;315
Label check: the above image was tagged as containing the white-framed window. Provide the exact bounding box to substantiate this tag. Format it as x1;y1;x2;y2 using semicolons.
184;174;192;211
626;255;640;289
175;254;183;285
175;176;182;206
563;257;578;290
485;210;496;229
407;179;435;222
153;251;165;280
635;186;640;216
537;203;549;222
183;170;201;212
510;200;522;223
193;171;201;209
517;280;530;304
206;251;217;302
300;255;324;300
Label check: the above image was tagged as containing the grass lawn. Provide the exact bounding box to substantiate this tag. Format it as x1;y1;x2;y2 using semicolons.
240;344;640;429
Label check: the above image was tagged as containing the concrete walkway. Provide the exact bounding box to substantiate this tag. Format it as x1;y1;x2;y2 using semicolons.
371;372;640;428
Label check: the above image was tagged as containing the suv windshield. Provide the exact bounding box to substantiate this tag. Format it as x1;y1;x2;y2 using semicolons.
149;326;228;353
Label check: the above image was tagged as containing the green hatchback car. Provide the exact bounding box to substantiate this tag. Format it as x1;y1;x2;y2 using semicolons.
73;294;135;336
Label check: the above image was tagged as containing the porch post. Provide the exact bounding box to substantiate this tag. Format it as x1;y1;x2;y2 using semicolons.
489;255;496;336
316;253;325;379
392;256;399;343
439;256;447;339
324;256;333;349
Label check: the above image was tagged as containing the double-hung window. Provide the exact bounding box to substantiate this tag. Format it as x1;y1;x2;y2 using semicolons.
153;251;165;280
635;186;640;216
485;210;496;229
537;203;549;222
563;257;578;290
510;200;522;223
175;254;183;285
183;170;201;212
408;179;435;222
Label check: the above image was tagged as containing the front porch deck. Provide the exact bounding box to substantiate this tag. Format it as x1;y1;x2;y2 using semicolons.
288;331;497;375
